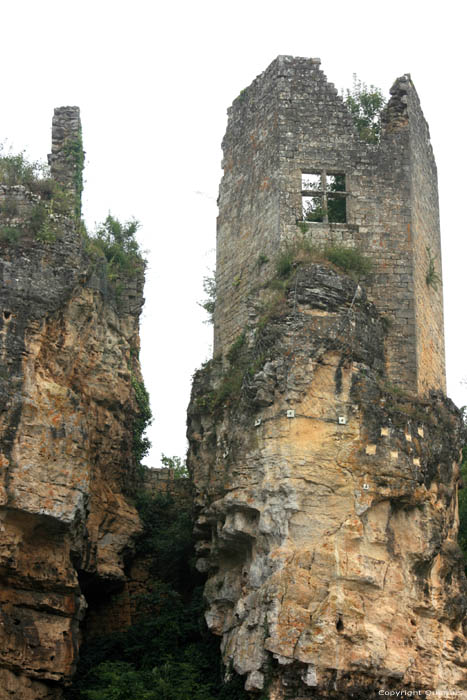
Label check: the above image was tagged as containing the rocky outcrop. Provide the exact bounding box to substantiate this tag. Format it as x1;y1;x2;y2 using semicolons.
0;112;145;698
187;263;467;697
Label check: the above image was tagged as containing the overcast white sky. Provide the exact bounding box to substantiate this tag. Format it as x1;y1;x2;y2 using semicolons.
1;1;466;466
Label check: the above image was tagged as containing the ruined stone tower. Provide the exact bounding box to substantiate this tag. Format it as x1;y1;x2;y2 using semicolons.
188;57;466;697
48;106;83;218
215;55;445;396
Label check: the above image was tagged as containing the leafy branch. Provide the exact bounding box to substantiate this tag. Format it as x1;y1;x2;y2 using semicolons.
344;75;386;144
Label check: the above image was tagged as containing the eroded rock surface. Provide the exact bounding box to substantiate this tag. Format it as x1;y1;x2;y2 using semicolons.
187;263;467;697
0;134;145;697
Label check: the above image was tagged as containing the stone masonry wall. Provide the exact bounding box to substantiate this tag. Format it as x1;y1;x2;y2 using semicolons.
48;106;83;216
406;84;446;394
215;56;445;395
215;61;281;354
275;60;417;389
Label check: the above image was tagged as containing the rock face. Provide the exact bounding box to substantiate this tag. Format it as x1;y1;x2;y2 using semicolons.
187;263;467;696
0;109;145;698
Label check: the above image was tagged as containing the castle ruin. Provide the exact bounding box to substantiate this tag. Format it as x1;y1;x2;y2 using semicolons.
188;56;467;697
215;55;445;396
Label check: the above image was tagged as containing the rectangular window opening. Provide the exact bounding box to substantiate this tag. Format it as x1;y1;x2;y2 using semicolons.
301;170;347;223
327;194;347;223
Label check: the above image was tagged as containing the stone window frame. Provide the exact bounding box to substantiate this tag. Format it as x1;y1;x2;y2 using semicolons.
301;170;348;223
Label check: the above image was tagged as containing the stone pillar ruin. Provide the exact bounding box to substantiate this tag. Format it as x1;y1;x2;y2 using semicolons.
48;106;84;218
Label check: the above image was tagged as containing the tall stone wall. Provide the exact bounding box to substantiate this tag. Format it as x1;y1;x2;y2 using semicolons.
215;63;281;354
405;85;446;394
215;56;445;396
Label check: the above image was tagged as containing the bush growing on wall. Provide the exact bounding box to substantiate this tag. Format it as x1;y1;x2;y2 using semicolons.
85;215;146;278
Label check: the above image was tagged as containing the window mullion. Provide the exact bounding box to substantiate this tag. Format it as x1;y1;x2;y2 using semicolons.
321;170;328;223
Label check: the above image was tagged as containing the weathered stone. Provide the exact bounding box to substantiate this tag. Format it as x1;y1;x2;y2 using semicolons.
189;58;464;694
0;110;145;698
215;56;445;396
188;261;467;696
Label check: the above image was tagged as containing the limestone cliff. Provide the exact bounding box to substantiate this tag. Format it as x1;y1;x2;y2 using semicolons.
187;263;467;696
0;109;145;699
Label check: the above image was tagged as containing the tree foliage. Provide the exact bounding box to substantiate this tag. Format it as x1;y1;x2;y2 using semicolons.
199;273;216;323
0;146;74;243
131;376;152;465
0;145;49;186
161;454;189;479
86;215;146;278
66;490;249;700
344;75;386;144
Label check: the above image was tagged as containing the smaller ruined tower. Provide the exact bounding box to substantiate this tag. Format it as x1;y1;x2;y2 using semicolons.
215;56;445;396
48;106;83;218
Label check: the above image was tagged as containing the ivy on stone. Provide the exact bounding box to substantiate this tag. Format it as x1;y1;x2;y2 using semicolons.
131;375;152;465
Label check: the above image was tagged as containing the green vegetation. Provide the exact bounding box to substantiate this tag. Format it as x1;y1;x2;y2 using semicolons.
226;332;246;364
237;88;248;103
0;147;49;186
0;146;73;243
199;273;216;323
380;315;393;334
275;247;296;279
343;75;386;144
0;226;22;243
66;489;249;700
458;447;467;570
63;130;85;218
325;246;372;277
304;202;326;223
196;241;372;417
132;489;193;588
85;215;146;280
214;334;249;408
275;240;372;282
374;380;429;426
131;375;152;466
161;454;189;479
0;195;19;218
425;246;441;290
194;335;250;415
458;409;467;573
326;174;346;223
